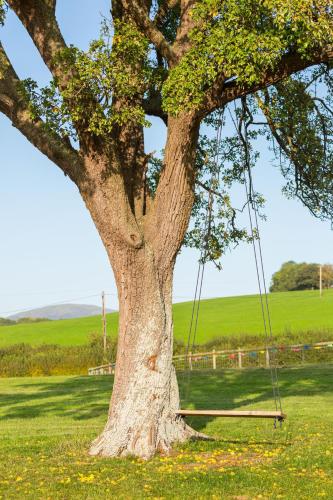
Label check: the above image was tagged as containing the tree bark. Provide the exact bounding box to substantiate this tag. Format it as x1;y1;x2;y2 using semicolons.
87;113;202;459
89;243;200;459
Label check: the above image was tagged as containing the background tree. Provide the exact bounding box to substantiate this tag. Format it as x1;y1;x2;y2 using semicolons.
270;261;299;292
270;261;333;291
0;1;332;458
321;264;333;288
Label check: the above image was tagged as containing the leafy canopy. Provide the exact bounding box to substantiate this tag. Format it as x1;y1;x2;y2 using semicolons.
19;1;333;134
2;0;333;264
163;0;332;112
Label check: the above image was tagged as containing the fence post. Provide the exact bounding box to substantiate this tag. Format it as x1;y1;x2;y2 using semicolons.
265;348;270;368
189;352;193;371
238;347;242;369
212;349;217;369
302;346;305;363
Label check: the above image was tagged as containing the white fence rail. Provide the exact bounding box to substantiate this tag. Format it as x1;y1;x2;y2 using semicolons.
88;340;333;375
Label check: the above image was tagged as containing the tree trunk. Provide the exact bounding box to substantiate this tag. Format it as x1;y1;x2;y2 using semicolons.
89;243;200;459
82;113;202;459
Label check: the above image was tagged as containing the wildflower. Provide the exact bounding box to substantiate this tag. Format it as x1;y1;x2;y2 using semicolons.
78;473;95;483
60;477;71;484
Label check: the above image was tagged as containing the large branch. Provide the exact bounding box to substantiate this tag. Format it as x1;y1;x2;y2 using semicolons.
202;46;333;116
142;91;167;124
154;0;179;26
172;0;196;58
7;0;67;84
8;0;103;149
0;43;82;182
145;112;200;273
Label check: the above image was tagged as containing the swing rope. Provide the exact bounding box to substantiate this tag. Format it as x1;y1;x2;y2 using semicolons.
184;110;224;402
185;110;224;370
236;97;283;419
183;100;283;423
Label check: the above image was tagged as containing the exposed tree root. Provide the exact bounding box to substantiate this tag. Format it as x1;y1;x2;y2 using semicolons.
89;415;211;459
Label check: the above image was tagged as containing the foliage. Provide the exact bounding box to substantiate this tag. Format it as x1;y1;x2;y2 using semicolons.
0;317;15;326
0;316;51;326
21;20;154;139
162;0;333;113
270;261;333;292
0;333;117;377
9;2;333;265
257;69;333;221
1;329;333;377
0;367;333;497
148;109;266;265
162;67;333;265
321;263;333;288
184;114;266;265
15;317;50;324
0;0;6;26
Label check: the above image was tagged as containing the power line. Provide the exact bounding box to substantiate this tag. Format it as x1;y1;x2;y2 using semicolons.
0;288;103;297
0;293;102;317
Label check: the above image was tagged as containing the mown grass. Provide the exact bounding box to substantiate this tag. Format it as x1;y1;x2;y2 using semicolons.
0;365;332;499
1;288;333;346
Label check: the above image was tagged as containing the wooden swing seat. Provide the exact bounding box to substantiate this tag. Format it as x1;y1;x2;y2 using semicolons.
177;409;286;420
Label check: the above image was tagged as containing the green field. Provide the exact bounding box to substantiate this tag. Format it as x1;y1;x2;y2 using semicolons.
0;365;332;498
1;289;333;347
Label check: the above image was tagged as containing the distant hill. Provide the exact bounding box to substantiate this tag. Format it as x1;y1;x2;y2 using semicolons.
9;303;113;321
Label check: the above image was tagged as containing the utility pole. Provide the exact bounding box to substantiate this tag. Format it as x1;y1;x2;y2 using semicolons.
319;265;322;298
102;291;107;356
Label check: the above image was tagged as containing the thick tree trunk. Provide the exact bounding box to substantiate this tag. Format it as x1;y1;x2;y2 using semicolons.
82;113;202;459
89;243;200;458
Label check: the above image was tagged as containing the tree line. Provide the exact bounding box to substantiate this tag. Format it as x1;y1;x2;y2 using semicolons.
270;261;333;292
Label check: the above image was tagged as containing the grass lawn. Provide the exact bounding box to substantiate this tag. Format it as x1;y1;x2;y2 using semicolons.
1;288;333;347
0;365;332;498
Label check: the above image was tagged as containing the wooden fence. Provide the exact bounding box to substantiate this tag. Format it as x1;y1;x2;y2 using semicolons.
88;340;333;375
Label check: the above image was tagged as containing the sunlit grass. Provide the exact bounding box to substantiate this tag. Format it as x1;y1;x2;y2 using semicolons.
0;365;332;498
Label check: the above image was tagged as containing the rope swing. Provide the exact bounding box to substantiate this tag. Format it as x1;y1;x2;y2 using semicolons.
178;100;285;425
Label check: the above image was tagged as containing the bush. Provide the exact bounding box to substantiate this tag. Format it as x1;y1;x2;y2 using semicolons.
0;333;117;377
0;329;332;377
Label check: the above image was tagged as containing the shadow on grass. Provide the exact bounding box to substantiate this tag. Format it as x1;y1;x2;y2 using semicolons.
0;364;332;429
178;364;333;430
0;376;112;421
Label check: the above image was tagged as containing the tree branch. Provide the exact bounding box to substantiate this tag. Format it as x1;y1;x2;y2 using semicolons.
7;0;68;84
172;0;196;58
122;0;177;65
154;0;179;25
0;42;82;182
7;0;104;149
196;179;223;199
202;46;333;116
142;91;167;124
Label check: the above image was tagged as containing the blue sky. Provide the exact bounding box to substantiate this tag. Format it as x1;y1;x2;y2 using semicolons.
1;1;333;316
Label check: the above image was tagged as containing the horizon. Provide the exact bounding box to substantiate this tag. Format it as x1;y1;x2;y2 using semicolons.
1;286;329;319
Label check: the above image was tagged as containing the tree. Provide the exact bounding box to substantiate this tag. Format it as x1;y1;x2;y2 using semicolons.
296;262;321;290
270;262;333;291
270;261;298;292
1;1;332;458
321;264;333;288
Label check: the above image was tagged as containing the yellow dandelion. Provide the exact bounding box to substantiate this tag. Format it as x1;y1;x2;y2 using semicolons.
60;477;71;484
78;473;95;483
